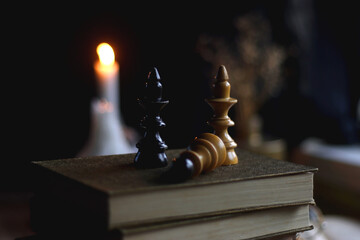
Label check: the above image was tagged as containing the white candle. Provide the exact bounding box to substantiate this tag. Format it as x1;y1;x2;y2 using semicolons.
78;43;136;157
94;43;119;113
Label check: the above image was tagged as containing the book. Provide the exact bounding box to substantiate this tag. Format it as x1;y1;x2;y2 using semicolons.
28;204;312;240
113;204;312;240
31;148;316;231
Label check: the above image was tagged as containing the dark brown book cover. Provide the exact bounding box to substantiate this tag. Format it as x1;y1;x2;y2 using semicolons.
32;148;315;193
31;148;317;231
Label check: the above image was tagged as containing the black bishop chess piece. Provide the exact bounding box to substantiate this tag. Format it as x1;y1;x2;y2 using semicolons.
134;67;169;168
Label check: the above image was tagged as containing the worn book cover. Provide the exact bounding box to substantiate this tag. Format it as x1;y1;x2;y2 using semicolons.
31;148;316;231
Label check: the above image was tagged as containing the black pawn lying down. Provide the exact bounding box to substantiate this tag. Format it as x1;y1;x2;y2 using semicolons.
134;67;169;168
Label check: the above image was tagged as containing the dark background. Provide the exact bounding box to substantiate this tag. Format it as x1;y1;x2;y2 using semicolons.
2;1;360;189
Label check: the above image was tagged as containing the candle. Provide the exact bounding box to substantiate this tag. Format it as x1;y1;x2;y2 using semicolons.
94;43;119;113
78;43;136;157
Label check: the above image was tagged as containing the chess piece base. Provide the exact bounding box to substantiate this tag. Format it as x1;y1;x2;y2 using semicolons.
223;149;238;165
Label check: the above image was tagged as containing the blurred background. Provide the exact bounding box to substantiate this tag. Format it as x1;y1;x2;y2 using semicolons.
1;1;360;239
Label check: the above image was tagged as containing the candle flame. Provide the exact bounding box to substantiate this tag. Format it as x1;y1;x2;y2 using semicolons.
96;43;115;66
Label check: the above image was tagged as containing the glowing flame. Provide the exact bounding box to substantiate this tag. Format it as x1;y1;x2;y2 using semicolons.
96;43;115;66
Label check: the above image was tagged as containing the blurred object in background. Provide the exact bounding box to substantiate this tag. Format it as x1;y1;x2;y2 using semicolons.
322;215;360;240
301;138;360;165
298;205;328;240
299;205;360;240
242;114;286;160
284;0;360;146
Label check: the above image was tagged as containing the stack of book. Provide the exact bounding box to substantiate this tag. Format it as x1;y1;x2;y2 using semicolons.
29;148;316;240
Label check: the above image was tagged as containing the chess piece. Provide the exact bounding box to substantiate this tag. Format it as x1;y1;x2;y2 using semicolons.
205;65;238;165
164;133;226;182
134;67;169;168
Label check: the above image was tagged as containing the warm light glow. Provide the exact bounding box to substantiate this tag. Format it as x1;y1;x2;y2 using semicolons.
96;43;115;66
